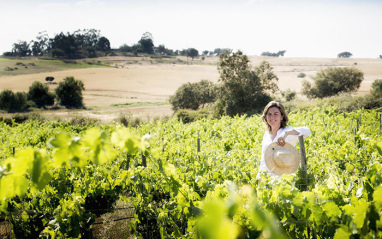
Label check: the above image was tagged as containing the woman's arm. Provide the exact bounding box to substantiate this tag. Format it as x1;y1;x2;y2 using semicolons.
277;126;311;146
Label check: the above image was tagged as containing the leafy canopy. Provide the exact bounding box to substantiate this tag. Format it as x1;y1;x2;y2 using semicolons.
302;67;364;99
169;80;217;111
27;81;55;108
217;50;278;116
55;76;85;108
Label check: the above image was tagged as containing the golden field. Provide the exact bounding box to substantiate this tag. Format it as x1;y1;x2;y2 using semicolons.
0;56;381;122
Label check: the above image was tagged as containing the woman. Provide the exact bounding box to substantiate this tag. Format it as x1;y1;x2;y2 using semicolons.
257;101;311;179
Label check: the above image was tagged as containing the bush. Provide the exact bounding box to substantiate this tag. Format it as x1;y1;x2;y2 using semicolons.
118;113;143;127
302;67;364;99
55;76;85;108
297;72;306;78
176;109;209;123
169;80;216;111
27;81;55;108
281;89;297;102
0;90;28;112
371;79;382;96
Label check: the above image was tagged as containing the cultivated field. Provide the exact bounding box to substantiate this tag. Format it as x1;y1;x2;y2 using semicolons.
0;56;381;122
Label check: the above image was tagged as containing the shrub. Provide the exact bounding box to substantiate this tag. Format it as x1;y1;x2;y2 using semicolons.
281;89;297;102
0;90;28;112
371;79;382;96
27;81;55;108
118;113;143;127
45;76;55;83
55;76;85;108
302;67;364;99
297;72;306;78
169;80;216;111
176;109;209;123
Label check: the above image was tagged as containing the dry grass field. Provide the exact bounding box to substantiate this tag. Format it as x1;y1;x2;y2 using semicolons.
0;56;381;123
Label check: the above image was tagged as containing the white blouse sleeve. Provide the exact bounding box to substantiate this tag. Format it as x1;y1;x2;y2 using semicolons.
293;126;311;138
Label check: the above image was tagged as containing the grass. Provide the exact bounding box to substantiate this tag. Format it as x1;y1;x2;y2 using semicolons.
0;57;109;76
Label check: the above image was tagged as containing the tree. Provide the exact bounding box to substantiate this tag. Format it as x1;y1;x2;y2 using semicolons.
213;48;232;56
337;52;352;58
214;48;222;56
49;29;107;58
55;76;85;108
31;41;43;56
96;37;111;52
187;48;199;60
31;31;50;56
138;32;154;54
155;44;173;55
73;29;100;49
169;80;216;111
261;50;286;57
371;79;382;96
217;51;278;116
50;32;79;58
27;81;55;108
0;90;28;112
36;31;50;53
169;83;199;111
302;67;364;99
277;50;286;57
156;44;166;54
281;89;297;102
12;41;31;57
119;44;133;52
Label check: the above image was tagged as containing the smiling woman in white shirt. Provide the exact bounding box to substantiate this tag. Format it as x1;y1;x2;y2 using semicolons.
257;101;311;180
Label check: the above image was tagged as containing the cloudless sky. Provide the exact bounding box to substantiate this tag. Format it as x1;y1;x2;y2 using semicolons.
1;0;381;58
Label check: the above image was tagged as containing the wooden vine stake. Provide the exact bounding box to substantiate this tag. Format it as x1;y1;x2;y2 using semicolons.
142;155;147;167
298;135;308;191
197;137;201;158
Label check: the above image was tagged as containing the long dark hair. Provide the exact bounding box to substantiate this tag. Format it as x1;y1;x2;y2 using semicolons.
262;101;289;132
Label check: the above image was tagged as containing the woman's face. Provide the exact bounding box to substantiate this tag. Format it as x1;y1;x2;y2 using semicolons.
266;106;283;129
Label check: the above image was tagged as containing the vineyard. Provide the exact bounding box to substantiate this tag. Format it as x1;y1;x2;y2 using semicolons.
1;106;382;238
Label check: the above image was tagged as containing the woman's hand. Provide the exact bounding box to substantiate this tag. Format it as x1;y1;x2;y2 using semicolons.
277;131;288;146
277;136;286;146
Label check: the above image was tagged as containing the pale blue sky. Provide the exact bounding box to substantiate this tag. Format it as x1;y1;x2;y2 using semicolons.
1;0;381;58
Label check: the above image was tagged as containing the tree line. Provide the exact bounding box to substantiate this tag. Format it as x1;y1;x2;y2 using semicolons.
2;29;232;60
4;28;372;59
3;29;111;59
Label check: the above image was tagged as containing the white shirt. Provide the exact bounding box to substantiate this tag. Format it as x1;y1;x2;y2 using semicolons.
257;126;311;179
